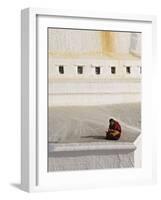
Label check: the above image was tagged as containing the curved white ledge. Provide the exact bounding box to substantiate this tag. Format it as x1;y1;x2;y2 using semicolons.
49;142;136;152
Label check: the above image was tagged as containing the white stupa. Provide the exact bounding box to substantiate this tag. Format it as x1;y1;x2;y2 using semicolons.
48;29;141;106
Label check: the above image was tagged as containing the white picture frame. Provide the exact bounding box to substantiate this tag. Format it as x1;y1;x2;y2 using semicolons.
21;8;157;192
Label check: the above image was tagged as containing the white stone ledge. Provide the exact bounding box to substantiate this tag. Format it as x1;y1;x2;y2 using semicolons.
49;78;141;83
49;142;136;153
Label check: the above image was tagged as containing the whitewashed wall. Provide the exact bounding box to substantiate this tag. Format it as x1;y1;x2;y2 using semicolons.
48;29;141;56
48;29;102;54
49;80;141;106
49;57;141;79
48;29;141;106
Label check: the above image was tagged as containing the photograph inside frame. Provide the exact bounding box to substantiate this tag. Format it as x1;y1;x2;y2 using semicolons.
47;28;141;172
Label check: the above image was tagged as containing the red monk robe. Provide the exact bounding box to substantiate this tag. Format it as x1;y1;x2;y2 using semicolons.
106;119;121;140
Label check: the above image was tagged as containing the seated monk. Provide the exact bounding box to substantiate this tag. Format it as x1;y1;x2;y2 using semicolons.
106;118;121;140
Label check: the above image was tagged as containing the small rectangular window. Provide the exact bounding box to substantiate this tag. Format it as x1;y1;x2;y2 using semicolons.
59;65;64;74
140;66;142;74
111;66;116;74
77;66;83;74
95;67;100;75
126;66;131;74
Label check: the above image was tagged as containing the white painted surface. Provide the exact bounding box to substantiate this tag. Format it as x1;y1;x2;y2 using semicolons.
48;142;136;171
20;7;156;192
49;79;141;105
1;0;160;199
48;29;102;53
134;135;142;167
49;93;141;106
49;142;136;152
48;29;141;55
48;103;140;171
49;150;135;171
49;58;141;79
36;11;154;191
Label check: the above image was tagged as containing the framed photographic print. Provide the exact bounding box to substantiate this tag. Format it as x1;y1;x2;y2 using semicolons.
21;8;156;192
